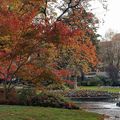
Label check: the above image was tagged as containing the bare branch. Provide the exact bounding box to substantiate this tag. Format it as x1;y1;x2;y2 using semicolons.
57;0;81;21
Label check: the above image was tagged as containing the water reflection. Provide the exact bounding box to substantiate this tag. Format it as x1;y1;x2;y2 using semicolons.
77;101;120;120
103;103;119;109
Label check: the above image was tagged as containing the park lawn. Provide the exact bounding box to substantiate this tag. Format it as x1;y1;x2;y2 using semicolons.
0;105;102;120
80;86;120;93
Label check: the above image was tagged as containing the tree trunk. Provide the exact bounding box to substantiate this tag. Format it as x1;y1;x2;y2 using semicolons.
3;81;10;100
4;88;9;100
74;75;77;89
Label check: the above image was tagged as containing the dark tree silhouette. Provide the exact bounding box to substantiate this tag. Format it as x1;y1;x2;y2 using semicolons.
106;64;119;86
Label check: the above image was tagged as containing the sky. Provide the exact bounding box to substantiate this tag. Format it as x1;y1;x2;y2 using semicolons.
96;0;120;38
50;0;119;39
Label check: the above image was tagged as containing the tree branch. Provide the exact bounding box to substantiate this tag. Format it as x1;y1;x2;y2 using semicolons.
57;0;81;21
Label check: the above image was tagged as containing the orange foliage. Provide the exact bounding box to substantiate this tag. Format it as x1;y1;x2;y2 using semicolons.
0;0;98;93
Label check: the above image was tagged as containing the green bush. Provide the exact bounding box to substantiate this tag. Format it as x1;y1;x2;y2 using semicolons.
81;81;88;86
17;87;35;105
97;76;112;86
88;79;103;86
82;76;104;86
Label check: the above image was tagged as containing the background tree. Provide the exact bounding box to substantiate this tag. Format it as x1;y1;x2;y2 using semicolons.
99;31;120;85
99;32;120;70
51;22;98;88
106;64;119;86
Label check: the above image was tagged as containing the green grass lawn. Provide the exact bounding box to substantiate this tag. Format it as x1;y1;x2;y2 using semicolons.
0;105;102;120
80;86;120;93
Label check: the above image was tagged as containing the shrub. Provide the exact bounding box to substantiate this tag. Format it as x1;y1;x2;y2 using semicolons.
0;87;79;109
17;87;35;105
0;88;19;105
83;76;104;86
47;84;65;90
31;92;79;109
81;80;88;86
97;76;112;86
88;79;103;86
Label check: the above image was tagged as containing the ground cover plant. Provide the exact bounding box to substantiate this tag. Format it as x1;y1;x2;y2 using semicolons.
79;86;120;93
0;105;103;120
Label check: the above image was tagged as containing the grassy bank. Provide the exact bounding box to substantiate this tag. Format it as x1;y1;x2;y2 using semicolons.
0;105;102;120
80;86;120;93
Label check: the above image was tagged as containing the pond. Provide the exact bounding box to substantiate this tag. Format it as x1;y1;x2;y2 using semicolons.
77;101;120;120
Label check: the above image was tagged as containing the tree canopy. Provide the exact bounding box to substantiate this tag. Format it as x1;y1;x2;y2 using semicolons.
0;0;103;98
